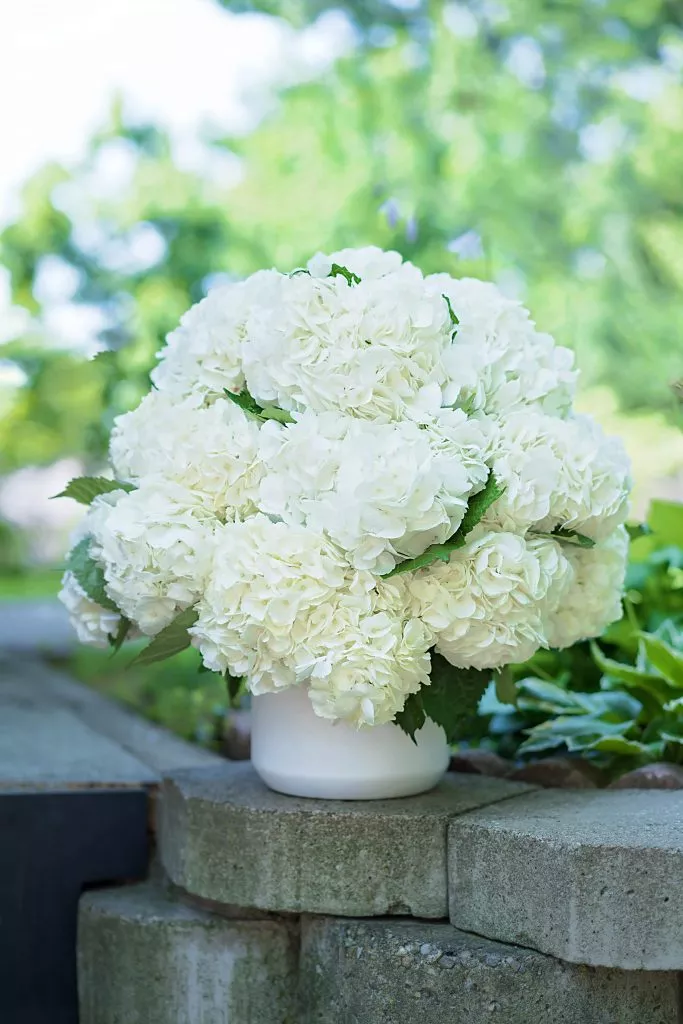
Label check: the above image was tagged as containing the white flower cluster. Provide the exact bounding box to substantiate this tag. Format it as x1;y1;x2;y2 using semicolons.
61;246;632;727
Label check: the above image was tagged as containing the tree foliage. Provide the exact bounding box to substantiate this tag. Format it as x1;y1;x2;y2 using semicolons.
1;1;682;470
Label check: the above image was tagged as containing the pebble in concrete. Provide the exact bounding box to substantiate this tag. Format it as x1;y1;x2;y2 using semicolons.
449;788;683;970
159;762;531;918
78;883;298;1024
299;917;681;1024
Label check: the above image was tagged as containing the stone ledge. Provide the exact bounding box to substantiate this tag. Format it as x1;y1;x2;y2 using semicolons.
78;883;298;1024
449;788;683;970
300;917;681;1024
159;762;532;918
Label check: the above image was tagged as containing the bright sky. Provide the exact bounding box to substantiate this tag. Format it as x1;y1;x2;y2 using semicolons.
0;0;349;221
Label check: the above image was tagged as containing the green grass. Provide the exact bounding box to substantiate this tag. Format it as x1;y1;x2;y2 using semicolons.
0;568;61;600
70;642;229;748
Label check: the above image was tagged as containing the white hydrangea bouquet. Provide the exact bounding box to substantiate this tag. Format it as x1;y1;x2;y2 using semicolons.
59;246;631;750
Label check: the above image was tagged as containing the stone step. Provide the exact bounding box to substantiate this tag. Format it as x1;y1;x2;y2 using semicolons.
78;883;298;1024
159;761;532;918
300;917;681;1024
449;788;683;970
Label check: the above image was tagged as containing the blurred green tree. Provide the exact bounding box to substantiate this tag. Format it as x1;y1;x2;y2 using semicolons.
1;0;682;473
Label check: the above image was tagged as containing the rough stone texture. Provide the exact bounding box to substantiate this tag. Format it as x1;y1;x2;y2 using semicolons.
507;757;601;789
160;762;532;918
450;788;683;969
78;883;298;1024
609;763;683;790
299;917;680;1024
0;703;159;789
0;656;218;788
449;748;512;777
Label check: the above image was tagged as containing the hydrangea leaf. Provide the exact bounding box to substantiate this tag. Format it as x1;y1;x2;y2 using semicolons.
109;615;132;653
420;655;491;744
442;293;459;335
67;537;119;613
591;641;676;704
131;608;199;667
533;528;595;548
54;476;134;505
329;263;361;286
223;388;293;424
395;692;427;743
385;473;505;577
226;671;244;707
494;666;517;705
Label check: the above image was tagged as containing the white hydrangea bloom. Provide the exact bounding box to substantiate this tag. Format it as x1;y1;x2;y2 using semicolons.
110;391;262;517
242;260;452;421
60;246;633;730
192;516;432;726
487;411;631;538
308;245;405;281
409;531;573;670
257;410;489;573
545;526;628;649
91;480;217;636
307;581;433;728
152;270;280;398
58;571;120;648
429;276;577;416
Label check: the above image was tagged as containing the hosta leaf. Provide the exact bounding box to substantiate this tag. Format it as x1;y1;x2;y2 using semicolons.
582;735;653;756
517;678;582;709
591;642;675;704
54;476;134;505
67;537;119;613
640;634;683;688
385;474;504;577
131;608;199;667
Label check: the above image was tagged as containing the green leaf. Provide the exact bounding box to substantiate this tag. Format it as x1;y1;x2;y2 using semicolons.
329;263;361;285
226;672;244;707
420;654;491;744
494;666;517;705
648;499;683;547
223;389;293;424
582;735;653;756
223;388;264;417
591;642;675;704
626;522;652;541
442;293;459;331
131;608;199;667
640;634;683;687
53;476;134;505
395;692;426;744
385;473;505;577
532;528;595;548
518;678;582;709
109;615;132;653
67;537;119;613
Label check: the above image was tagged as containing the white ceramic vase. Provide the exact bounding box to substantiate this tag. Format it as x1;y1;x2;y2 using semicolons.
251;685;450;800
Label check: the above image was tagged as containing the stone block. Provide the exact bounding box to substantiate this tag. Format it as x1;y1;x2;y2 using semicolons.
299;917;680;1024
449;788;683;969
78;883;298;1024
160;762;531;918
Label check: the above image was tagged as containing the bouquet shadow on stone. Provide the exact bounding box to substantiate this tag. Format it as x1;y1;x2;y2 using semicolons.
58;247;632;797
